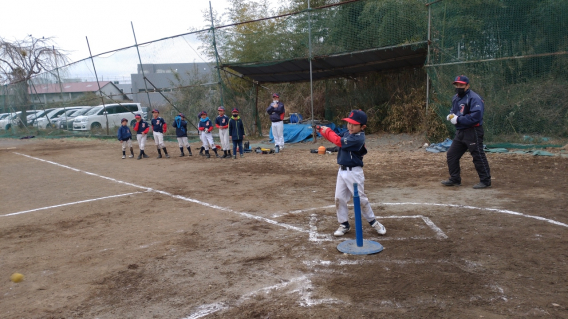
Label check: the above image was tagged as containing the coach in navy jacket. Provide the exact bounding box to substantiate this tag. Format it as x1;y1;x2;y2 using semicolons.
442;75;491;189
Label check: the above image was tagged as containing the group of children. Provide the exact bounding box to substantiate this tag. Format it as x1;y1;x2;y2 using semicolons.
117;106;386;238
117;107;246;160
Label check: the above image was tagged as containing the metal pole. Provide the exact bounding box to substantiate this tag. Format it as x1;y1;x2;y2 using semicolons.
308;0;316;142
425;2;432;132
254;83;262;136
209;1;224;107
131;22;153;109
53;46;67;130
353;183;363;247
86;36;110;135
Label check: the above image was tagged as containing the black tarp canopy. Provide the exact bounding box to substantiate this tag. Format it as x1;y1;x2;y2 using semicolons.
221;41;427;83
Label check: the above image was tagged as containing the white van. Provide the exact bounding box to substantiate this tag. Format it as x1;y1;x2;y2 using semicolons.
73;103;143;131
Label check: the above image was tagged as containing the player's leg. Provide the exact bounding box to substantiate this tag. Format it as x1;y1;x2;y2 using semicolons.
468;127;491;188
158;132;169;157
183;137;192;156
444;131;468;185
221;129;229;158
334;169;352;236
207;134;219;157
350;167;386;235
121;140;126;159
274;121;284;149
127;139;134;158
232;140;238;159
154;132;163;158
177;137;185;156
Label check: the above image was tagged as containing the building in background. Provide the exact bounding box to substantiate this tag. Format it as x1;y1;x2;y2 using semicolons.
29;81;128;104
131;63;215;106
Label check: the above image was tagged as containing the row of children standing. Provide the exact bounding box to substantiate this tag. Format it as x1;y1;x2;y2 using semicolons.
198;107;245;159
117;107;245;160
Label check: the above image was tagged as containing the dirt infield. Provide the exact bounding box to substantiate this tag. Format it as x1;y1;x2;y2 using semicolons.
1;136;567;319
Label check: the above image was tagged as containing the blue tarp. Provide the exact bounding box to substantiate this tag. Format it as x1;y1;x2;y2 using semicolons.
269;123;348;144
425;138;453;153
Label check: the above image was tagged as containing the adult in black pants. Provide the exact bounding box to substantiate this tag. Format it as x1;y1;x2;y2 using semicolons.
442;75;491;189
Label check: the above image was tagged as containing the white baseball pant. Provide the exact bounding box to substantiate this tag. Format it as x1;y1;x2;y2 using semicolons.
153;132;165;148
136;134;147;150
177;137;189;148
219;128;230;150
121;139;132;151
272;121;284;148
335;166;376;224
200;131;215;150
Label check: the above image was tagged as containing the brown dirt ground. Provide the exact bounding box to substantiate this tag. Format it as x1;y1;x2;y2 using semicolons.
0;134;567;319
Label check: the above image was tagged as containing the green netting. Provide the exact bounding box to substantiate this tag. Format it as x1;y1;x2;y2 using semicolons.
1;0;566;142
426;0;568;141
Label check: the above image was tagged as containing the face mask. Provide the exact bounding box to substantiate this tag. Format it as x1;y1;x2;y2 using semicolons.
232;114;238;118
455;87;466;97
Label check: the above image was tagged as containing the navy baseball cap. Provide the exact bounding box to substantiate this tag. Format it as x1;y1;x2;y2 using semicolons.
342;110;367;125
121;118;128;123
178;113;185;118
272;93;279;98
232;108;239;113
217;106;225;111
453;75;469;85
135;113;141;118
200;111;207;116
151;109;159;113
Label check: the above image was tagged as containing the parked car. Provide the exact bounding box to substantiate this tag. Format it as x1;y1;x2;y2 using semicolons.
56;107;92;130
0;113;11;121
73;103;143;131
35;107;85;129
28;108;55;126
0;112;20;130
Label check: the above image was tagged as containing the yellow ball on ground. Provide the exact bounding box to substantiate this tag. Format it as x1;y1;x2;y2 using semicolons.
10;273;24;283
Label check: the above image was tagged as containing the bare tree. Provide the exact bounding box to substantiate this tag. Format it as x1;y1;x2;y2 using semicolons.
0;35;68;126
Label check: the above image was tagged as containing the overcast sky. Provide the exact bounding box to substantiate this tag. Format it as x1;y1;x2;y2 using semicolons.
1;0;278;81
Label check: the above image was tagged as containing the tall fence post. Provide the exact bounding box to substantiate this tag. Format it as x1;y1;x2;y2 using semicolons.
86;36;110;135
131;22;153;110
209;1;224;107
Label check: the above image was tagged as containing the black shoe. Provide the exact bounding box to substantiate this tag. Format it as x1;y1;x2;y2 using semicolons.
206;153;210;158
157;154;162;159
179;153;185;157
137;155;142;160
143;153;149;158
441;180;461;186
188;152;192;156
473;182;491;189
165;154;170;158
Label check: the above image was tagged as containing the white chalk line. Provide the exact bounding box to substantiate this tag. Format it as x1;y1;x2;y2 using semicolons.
181;275;340;319
0;192;143;217
287;202;568;229
308;213;447;242
13;152;305;233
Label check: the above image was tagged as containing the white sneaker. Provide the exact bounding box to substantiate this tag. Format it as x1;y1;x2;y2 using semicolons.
334;224;350;237
121;155;126;159
129;154;134;158
372;221;386;235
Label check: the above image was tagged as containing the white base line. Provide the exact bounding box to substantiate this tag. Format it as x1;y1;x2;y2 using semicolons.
1;192;143;217
13;152;305;233
181;275;339;319
286;202;568;229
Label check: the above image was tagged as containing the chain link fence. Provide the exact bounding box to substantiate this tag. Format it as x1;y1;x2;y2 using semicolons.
1;0;566;143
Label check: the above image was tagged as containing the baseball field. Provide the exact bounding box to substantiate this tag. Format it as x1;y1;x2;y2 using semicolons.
1;136;567;318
